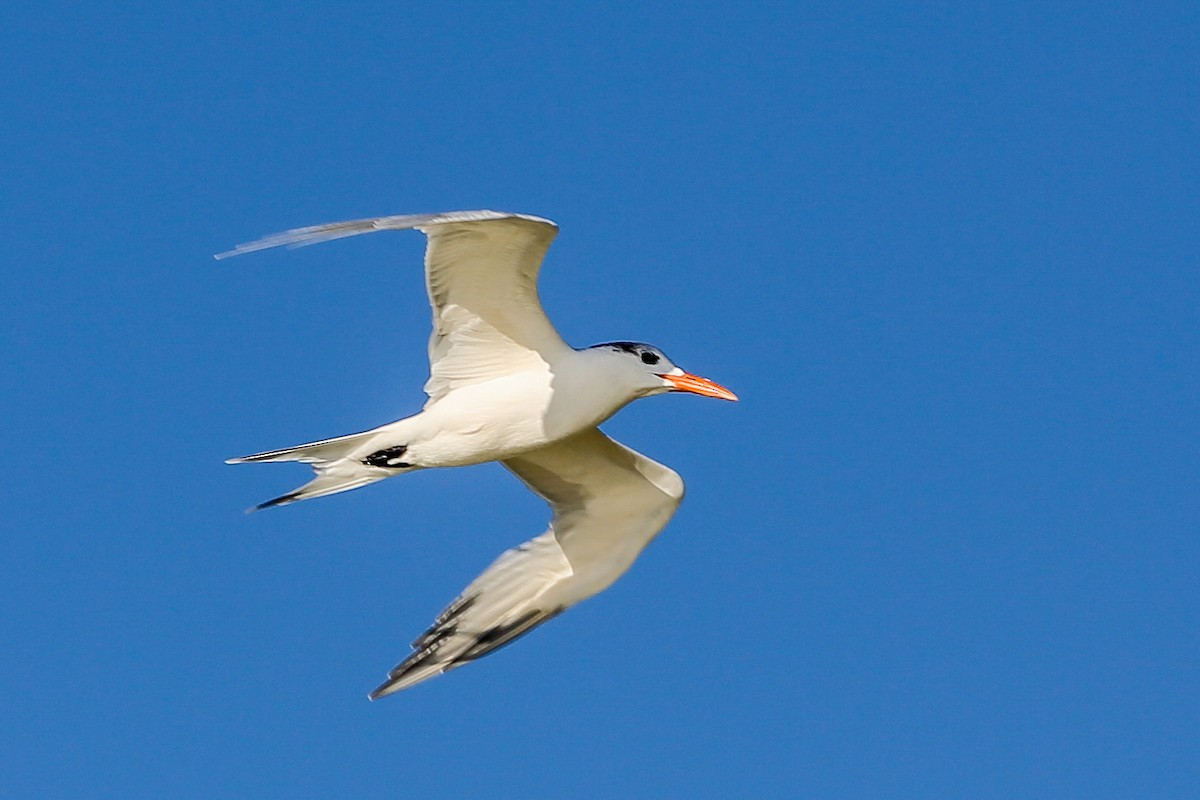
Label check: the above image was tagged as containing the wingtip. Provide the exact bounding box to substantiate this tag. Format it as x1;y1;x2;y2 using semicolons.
367;681;396;701
214;241;264;259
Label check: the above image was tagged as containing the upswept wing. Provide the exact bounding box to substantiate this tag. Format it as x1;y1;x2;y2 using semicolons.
369;428;685;698
216;210;571;403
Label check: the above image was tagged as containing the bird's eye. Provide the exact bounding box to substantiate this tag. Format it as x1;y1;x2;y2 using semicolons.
640;351;660;366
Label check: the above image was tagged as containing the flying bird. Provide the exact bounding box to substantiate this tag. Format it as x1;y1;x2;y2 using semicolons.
217;210;736;698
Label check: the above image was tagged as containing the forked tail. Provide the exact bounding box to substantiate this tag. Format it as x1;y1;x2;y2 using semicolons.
227;429;410;511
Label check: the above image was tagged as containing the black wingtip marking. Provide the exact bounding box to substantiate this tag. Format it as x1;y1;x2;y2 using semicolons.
368;603;568;699
435;594;478;626
457;606;566;663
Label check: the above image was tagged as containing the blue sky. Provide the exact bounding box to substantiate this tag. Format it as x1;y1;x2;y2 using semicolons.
2;2;1197;797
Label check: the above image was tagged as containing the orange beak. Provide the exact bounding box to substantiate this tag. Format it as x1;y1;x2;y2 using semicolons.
660;371;738;401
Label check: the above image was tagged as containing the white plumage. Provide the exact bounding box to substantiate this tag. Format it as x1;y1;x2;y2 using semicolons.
219;210;735;696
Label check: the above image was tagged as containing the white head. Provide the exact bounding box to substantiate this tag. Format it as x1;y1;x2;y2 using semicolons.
587;341;738;401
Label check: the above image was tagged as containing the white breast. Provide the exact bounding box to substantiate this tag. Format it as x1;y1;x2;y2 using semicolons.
411;368;557;466
411;350;640;467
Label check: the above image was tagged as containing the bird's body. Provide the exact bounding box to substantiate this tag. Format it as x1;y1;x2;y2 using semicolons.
412;344;663;463
219;210;735;696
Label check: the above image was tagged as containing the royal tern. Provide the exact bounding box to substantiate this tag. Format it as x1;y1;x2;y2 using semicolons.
218;210;736;697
